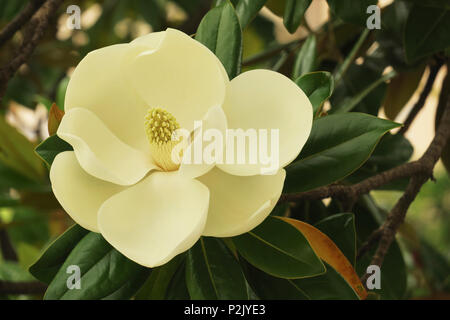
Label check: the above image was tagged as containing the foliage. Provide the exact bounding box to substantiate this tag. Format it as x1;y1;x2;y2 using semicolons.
0;0;449;300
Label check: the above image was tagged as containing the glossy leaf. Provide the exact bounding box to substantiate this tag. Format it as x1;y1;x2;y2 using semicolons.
135;255;183;300
327;0;377;25
292;34;317;79
404;5;450;63
35;135;72;167
29;224;89;284
196;1;243;79
43;232;149;300
232;216;325;279
284;113;401;193
295;71;334;116
235;0;267;29
346;133;413;189
186;237;248;300
283;0;312;34
281;217;367;299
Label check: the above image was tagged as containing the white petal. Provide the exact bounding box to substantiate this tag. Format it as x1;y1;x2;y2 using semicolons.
58;108;156;186
177;105;228;179
219;70;313;176
198;168;286;237
124;28;228;132
65;43;153;152
98;172;210;268
50;152;124;232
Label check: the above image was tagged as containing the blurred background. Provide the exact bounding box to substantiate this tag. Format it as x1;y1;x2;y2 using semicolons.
0;0;448;299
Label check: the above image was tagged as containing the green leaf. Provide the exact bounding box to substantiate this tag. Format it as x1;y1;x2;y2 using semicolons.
284;113;400;193
327;0;377;25
0;116;44;181
332;63;388;116
233;217;325;279
295;71;334;116
43;232;149;300
29;224;89;284
35;135;72;167
292;262;359;300
346;133;413;189
292;34;317;79
283;0;312;34
314;213;356;266
404;5;450;63
332;70;397;114
195;1;243;79
165;260;190;300
244;260;359;300
235;0;267;29
135;255;183;300
186;237;248;299
243;261;309;299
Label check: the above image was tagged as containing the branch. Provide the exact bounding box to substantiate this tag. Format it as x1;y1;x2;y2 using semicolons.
0;0;64;104
398;61;443;135
361;96;450;283
0;0;45;48
0;280;47;295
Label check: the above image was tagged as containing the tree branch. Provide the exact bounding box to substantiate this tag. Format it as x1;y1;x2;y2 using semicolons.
0;0;45;48
0;280;47;295
361;96;450;284
0;0;64;105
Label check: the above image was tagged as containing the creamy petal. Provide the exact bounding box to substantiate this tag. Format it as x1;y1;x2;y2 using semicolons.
124;28;228;132
219;69;313;176
50;152;124;232
98;172;210;268
58;108;156;186
198;167;286;237
65;43;153;152
177;105;228;179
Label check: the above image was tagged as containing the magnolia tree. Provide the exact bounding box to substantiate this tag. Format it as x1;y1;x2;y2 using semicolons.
0;0;449;301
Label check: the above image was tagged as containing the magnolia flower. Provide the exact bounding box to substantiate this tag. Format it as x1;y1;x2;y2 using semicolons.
50;29;312;267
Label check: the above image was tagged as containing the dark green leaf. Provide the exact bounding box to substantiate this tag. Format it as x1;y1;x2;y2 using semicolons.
404;0;450;9
196;1;243;79
327;0;377;25
404;5;450;63
233;217;325;279
35;135;72;167
292;262;359;300
284;113;400;193
43;232;149;300
295;71;334;116
314;213;356;265
235;0;267;29
186;237;248;299
165;261;190;300
135;255;183;300
292;34;317;79
283;0;312;33
29;224;89;284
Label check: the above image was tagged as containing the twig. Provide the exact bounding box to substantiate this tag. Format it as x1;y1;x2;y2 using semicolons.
0;280;47;295
398;62;443;135
0;0;45;48
361;96;450;284
0;0;64;105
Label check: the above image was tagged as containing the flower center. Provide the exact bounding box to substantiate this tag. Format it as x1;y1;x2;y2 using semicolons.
145;108;181;171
